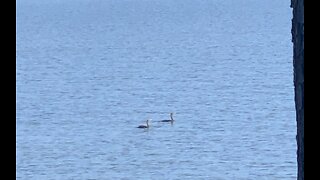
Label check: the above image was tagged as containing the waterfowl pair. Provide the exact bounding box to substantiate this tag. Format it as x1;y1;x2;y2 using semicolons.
137;113;175;129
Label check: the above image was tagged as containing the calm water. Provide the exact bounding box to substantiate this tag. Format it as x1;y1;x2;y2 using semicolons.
16;0;296;179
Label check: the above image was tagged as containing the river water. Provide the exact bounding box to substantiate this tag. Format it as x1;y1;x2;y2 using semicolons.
16;0;296;179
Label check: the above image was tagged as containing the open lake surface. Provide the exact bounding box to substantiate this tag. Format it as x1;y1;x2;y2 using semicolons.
16;0;296;179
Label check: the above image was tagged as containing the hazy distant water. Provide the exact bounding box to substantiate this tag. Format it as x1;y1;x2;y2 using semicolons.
16;0;296;179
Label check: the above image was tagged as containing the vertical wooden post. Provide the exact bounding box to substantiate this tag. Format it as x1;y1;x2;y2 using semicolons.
291;0;304;179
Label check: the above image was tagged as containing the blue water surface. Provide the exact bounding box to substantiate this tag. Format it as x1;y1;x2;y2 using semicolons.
16;0;296;179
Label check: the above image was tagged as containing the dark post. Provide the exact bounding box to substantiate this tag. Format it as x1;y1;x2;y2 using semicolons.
291;0;304;179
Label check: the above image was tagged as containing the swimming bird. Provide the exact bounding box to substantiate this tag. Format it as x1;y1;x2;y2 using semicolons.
137;119;150;129
160;112;174;123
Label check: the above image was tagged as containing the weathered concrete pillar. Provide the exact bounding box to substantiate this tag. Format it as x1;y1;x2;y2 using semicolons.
291;0;304;179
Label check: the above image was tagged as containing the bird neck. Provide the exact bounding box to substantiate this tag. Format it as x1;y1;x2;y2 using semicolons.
170;113;173;120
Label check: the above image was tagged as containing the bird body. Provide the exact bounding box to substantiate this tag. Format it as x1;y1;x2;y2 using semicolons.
137;119;150;128
160;113;174;123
